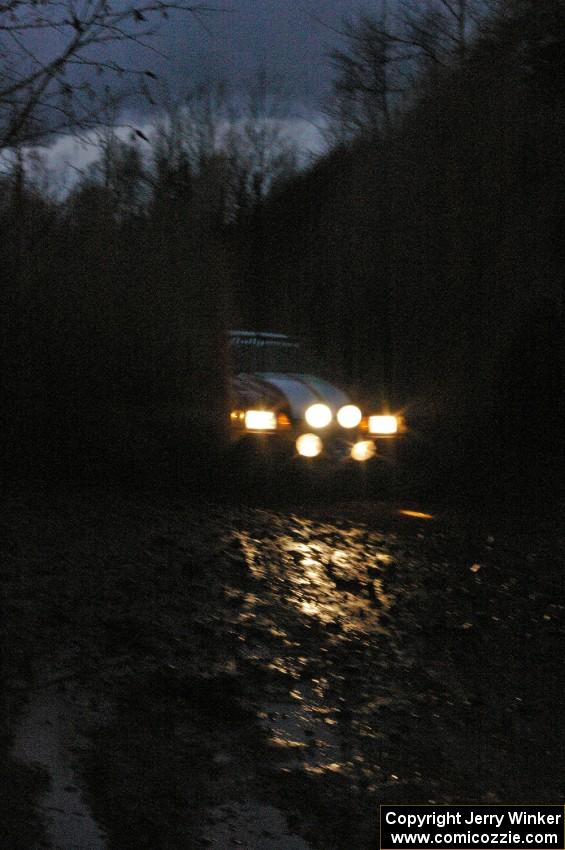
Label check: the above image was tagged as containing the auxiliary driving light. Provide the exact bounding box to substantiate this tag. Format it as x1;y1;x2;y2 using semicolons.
244;410;277;431
351;440;376;462
305;403;332;429
368;415;398;435
296;433;323;458
337;404;362;429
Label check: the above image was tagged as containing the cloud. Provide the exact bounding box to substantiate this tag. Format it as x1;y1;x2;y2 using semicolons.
13;112;325;197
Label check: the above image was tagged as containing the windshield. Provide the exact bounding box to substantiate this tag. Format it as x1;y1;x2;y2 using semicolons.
229;331;322;374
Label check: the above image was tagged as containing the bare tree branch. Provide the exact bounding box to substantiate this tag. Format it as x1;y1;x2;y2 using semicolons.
0;0;225;149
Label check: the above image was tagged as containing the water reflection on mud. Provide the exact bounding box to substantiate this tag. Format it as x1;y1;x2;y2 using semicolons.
225;510;403;802
236;515;395;636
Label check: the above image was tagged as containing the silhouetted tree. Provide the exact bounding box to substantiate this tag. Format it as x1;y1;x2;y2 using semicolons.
324;0;490;142
154;73;298;225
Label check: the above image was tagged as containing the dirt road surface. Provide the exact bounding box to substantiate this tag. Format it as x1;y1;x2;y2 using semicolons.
1;485;564;849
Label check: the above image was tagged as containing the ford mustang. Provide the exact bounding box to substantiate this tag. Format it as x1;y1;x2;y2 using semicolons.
229;331;402;463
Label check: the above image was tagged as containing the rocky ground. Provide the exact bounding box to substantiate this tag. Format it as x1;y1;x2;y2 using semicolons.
1;481;564;849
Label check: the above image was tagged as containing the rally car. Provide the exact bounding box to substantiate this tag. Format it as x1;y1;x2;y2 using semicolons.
228;330;402;463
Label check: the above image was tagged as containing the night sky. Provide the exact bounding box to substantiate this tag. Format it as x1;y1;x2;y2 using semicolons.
40;1;382;176
125;0;379;112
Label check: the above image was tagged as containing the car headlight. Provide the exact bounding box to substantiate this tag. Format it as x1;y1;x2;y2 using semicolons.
244;410;277;431
296;433;323;457
337;404;362;429
305;403;332;429
368;415;398;435
351;440;376;461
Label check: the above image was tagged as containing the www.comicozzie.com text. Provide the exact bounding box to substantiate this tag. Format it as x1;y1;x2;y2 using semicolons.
388;831;558;845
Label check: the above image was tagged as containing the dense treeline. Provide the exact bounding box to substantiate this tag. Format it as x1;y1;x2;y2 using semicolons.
0;71;300;480
243;0;565;489
1;0;563;489
0;145;230;479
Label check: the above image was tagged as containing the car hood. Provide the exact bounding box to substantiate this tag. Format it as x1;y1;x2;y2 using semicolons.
231;372;350;420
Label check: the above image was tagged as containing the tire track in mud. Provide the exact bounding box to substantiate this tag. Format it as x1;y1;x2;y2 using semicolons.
12;678;107;850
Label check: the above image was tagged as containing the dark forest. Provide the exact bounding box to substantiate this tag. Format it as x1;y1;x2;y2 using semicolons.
1;0;564;493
